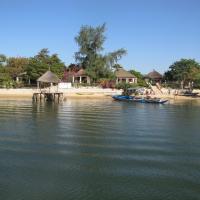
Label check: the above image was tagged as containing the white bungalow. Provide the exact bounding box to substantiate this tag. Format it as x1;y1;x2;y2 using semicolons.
115;68;137;84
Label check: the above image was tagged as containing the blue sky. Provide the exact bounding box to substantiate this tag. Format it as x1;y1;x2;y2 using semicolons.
1;0;200;73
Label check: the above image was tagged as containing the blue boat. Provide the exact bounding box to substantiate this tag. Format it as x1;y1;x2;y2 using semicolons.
112;95;168;104
112;95;134;101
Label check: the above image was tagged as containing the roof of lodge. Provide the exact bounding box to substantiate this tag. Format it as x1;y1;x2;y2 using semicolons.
74;69;87;77
37;70;61;83
115;68;136;78
145;70;162;79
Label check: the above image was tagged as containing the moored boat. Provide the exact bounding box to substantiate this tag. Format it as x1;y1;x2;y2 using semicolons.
144;97;168;104
112;95;134;101
112;95;168;104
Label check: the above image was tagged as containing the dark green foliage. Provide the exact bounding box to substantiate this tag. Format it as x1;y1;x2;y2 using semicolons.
129;69;147;87
163;59;200;88
0;67;13;88
75;24;127;82
164;59;200;83
6;57;29;78
112;64;123;70
0;49;65;87
98;78;115;88
0;54;7;66
115;82;138;95
26;49;65;83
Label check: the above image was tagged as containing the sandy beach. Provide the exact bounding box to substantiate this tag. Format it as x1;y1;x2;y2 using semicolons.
0;88;121;99
0;88;200;101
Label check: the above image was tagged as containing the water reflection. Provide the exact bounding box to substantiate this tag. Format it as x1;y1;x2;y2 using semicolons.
0;99;200;200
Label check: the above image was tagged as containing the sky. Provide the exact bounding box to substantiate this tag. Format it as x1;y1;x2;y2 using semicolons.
1;0;200;73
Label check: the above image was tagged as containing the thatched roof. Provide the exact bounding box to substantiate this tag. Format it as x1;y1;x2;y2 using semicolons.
145;70;162;79
37;70;60;83
74;69;87;77
115;68;136;78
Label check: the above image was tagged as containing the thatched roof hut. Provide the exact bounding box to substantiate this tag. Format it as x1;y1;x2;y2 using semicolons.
74;69;90;84
37;70;60;83
145;70;162;82
74;69;86;77
115;68;136;78
115;68;137;84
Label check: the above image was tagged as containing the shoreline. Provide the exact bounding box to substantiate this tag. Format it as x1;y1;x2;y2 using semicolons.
0;88;200;101
0;88;120;100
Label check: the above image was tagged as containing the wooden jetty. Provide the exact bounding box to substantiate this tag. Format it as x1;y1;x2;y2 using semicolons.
34;70;63;102
33;92;63;102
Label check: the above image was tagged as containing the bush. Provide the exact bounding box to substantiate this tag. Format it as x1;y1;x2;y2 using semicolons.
98;79;115;88
115;82;138;95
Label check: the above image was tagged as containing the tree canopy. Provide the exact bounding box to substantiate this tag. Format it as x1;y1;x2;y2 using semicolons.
6;57;29;78
129;69;147;87
0;54;7;66
26;48;65;83
0;49;65;87
75;24;127;82
164;59;200;85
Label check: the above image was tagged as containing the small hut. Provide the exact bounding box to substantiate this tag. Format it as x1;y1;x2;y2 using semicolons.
145;70;162;83
33;70;63;102
72;69;90;84
37;70;60;89
115;68;137;84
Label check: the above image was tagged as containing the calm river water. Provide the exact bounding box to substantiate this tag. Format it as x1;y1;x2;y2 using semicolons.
0;98;200;200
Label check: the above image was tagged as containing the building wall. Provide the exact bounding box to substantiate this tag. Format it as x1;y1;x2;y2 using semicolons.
116;77;137;84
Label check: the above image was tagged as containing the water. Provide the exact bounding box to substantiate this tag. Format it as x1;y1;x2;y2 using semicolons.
0;99;200;200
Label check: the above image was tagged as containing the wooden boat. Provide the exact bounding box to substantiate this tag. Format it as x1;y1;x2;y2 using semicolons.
178;91;199;97
144;97;168;104
132;96;145;103
112;95;134;101
112;95;168;104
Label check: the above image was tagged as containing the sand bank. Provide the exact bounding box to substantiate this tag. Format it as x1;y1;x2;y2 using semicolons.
0;88;200;101
0;88;121;99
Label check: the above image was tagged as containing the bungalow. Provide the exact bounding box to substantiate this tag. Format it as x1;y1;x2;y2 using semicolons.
115;68;137;84
37;70;60;88
72;69;91;84
145;70;163;83
63;68;91;84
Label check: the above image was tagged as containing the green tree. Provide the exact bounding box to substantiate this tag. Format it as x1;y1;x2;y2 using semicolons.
112;64;123;70
164;59;200;84
0;65;13;88
129;69;147;87
26;49;65;83
0;54;7;66
75;24;127;82
6;57;29;78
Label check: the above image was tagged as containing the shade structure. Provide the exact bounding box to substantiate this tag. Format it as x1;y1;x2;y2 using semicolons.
145;70;162;80
115;68;136;78
74;69;86;77
37;70;60;83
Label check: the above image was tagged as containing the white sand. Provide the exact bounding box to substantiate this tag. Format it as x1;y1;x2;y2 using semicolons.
0;88;122;99
0;87;199;101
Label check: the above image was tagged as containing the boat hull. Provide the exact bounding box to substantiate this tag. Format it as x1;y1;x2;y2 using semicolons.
112;95;168;104
112;95;134;101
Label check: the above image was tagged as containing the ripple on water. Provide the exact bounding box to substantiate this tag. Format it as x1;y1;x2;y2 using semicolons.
0;99;200;200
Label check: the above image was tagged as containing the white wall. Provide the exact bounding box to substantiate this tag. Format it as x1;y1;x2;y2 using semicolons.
58;82;72;89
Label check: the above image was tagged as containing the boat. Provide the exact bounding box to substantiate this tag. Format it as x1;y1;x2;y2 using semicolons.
178;91;199;97
144;97;168;104
112;95;134;101
132;96;146;103
112;95;168;104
